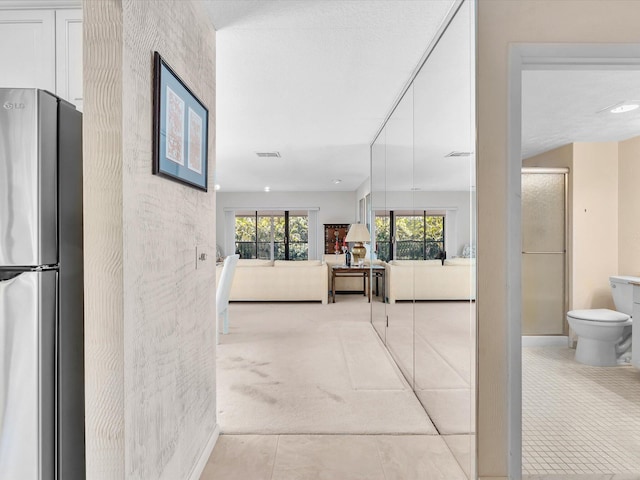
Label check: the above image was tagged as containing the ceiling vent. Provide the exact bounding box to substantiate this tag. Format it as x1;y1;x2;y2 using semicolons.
445;151;472;158
256;151;281;158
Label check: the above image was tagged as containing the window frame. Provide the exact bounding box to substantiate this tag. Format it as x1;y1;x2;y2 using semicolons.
235;210;309;261
375;210;445;261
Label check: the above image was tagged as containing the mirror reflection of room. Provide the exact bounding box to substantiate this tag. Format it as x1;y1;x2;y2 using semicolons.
370;1;476;475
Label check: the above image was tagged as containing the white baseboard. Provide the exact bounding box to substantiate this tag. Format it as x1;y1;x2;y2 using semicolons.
188;423;220;480
522;335;569;347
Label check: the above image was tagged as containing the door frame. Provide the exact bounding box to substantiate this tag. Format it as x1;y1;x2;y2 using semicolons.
506;43;640;478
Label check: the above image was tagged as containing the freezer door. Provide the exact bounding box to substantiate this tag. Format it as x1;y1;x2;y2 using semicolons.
0;270;56;480
0;89;58;266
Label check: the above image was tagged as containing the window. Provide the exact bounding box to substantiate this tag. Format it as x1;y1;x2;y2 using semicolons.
374;210;444;262
235;211;308;260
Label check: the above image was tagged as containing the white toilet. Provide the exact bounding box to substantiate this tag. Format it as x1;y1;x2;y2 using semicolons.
567;275;637;367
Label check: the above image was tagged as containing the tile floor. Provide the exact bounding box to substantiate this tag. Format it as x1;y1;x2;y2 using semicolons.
200;434;471;480
375;301;476;435
209;297;476;479
209;296;640;478
523;347;640;476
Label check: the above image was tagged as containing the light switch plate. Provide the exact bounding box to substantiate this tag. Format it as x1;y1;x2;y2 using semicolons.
195;245;209;270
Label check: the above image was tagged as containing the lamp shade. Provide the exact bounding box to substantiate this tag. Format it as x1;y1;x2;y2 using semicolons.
345;223;370;243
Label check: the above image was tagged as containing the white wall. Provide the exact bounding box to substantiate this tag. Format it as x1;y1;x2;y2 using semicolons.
84;1;217;478
355;177;370;223
216;191;357;259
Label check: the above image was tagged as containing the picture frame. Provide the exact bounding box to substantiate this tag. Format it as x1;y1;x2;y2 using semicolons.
153;51;209;191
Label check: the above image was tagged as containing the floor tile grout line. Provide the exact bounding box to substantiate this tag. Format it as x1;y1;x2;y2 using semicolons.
372;436;390;480
414;328;471;387
442;436;473;480
269;434;281;480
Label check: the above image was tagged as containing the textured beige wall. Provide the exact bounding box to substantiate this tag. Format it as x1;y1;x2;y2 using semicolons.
572;142;619;309
477;1;640;477
618;135;640;277
84;0;217;478
83;0;125;476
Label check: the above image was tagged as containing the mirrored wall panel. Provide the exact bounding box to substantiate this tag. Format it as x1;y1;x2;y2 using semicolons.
370;1;476;476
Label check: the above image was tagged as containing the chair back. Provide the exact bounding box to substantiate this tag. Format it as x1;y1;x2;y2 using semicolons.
216;254;239;314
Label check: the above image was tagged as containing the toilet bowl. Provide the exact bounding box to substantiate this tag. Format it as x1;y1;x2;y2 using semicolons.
567;309;632;366
567;275;637;367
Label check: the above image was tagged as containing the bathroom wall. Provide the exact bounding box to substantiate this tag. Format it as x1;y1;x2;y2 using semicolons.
84;0;217;478
572;142;618;309
618;135;640;277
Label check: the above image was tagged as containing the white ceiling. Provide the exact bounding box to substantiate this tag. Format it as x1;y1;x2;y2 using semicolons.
206;0;458;192
522;70;640;159
207;2;640;195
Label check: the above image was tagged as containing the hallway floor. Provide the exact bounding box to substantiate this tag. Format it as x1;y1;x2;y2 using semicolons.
206;296;475;479
200;434;471;480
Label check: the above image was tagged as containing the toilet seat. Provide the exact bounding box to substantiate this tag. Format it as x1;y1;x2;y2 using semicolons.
567;309;630;323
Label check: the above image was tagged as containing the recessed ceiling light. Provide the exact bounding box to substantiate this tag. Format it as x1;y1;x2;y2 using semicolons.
332;179;342;184
610;104;639;113
410;187;422;191
214;184;221;191
264;186;271;192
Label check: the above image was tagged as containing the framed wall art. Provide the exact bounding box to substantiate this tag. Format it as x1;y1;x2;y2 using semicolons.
153;51;209;191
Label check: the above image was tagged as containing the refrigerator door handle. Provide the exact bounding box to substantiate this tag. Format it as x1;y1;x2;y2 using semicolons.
0;270;56;480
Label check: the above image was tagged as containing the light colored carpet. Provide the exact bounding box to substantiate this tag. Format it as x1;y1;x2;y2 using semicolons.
216;296;437;434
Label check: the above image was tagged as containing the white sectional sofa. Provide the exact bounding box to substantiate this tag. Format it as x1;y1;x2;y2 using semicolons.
215;259;328;304
385;258;476;303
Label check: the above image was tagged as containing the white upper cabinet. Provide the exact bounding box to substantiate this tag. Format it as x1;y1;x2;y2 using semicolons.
55;9;82;110
0;7;82;110
0;10;56;92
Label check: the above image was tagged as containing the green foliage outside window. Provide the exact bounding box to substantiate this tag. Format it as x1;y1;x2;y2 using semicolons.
235;212;308;260
375;212;444;262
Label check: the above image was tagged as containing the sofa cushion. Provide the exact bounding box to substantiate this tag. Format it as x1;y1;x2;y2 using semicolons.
444;258;476;266
389;259;442;267
274;260;322;267
237;259;274;267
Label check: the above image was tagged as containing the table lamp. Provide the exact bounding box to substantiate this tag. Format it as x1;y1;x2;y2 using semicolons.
345;223;371;265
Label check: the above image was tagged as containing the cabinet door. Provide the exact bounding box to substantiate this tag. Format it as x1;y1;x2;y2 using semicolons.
0;10;55;92
55;9;82;111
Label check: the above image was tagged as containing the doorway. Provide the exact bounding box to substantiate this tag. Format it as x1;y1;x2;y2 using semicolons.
509;44;640;478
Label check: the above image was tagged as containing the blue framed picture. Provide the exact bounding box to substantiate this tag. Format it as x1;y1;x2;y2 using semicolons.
153;51;209;191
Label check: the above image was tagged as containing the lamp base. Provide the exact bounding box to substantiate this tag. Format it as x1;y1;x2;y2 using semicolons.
351;243;366;265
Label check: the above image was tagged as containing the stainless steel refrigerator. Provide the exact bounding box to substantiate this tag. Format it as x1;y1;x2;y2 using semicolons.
0;89;85;480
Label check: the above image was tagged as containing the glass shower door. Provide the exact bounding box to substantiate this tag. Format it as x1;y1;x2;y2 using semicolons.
521;169;567;335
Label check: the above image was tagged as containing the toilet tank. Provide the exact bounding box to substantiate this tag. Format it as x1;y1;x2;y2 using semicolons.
610;275;640;315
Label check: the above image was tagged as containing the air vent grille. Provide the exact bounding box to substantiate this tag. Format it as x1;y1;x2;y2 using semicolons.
445;151;472;158
256;151;281;158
